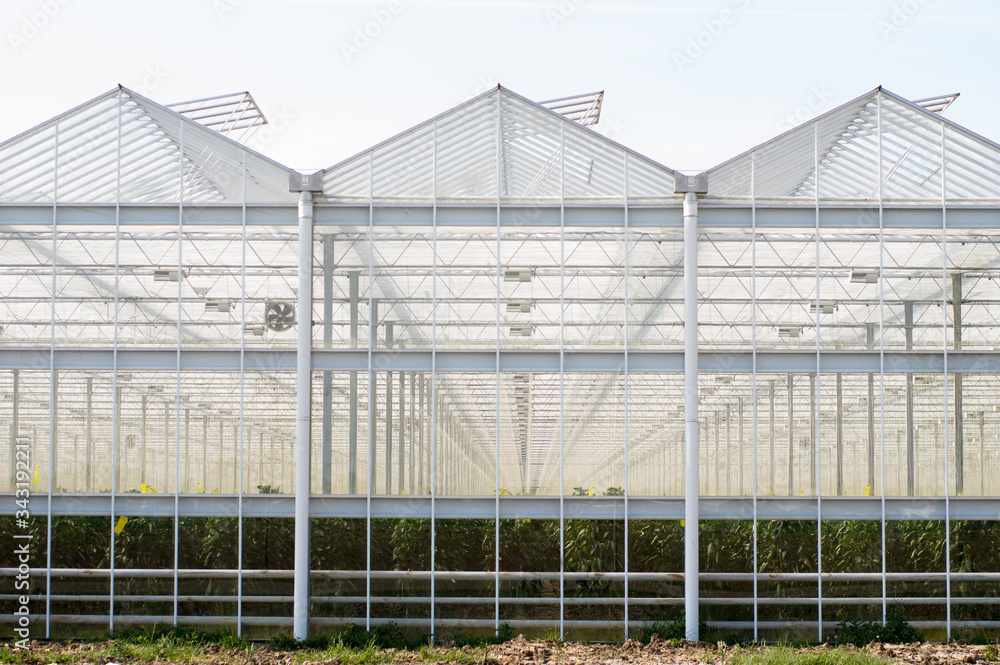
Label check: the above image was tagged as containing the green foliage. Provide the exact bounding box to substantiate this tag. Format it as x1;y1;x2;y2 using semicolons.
106;624;250;649
449;623;515;647
0;647;26;664
636;612;710;644
983;645;998;661
728;645;894;665
836;606;920;646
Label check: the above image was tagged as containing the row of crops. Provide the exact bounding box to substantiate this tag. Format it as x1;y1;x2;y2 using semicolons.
2;492;999;639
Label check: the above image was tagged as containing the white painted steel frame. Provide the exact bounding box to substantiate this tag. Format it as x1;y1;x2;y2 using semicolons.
4;86;1000;641
683;191;699;641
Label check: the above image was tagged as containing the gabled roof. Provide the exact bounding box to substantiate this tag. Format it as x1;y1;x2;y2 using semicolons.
0;86;298;205
706;87;1000;204
320;85;677;205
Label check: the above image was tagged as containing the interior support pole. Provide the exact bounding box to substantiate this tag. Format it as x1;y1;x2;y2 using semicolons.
349;272;359;495
84;374;91;492
201;415;207;493
769;379;775;495
386;323;393;494
184;408;190;493
809;374;816;495
418;372;425;494
398;370;405;495
867;324;876;494
953;274;963;495
738;397;744;496
726;404;732;495
322;235;334;494
370;299;379;493
979;411;985;496
409;372;415;493
293;188;315;641
141;395;147;486
905;302;915;496
788;375;794;496
682;190;700;642
10;369;18;488
836;373;843;496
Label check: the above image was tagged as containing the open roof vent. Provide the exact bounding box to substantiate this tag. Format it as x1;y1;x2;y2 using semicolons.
167;92;267;143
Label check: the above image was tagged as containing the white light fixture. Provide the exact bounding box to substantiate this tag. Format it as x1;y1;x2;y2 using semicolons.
810;301;838;315
244;324;265;336
504;269;532;283
506;301;532;313
778;327;801;338
509;325;532;337
205;301;231;313
850;269;879;284
154;269;181;282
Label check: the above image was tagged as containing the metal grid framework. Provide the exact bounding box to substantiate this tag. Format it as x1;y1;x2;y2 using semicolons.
1;85;999;642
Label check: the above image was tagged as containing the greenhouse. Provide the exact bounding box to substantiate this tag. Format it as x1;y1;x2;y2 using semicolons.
1;84;999;643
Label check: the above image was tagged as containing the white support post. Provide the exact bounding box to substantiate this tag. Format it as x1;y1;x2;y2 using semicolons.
293;188;314;641
682;190;700;641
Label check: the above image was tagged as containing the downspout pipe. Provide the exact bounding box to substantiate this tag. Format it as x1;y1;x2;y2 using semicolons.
292;172;324;641
677;173;707;642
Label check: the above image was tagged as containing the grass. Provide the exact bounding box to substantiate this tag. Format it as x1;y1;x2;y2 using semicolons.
728;645;896;665
3;625;998;665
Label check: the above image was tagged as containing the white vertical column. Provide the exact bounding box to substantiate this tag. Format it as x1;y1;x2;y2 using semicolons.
877;91;888;627
173;117;184;628
683;190;699;641
293;188;315;641
940;118;953;641
558;121;566;641
813;120;823;643
46;114;58;638
237;151;247;636
622;150;630;638
494;90;502;638
750;152;759;642
430;118;439;641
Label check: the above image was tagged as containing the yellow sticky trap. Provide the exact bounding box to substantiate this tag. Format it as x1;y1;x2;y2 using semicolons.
588;487;594;496
114;516;128;535
864;484;871;496
197;482;202;493
33;466;40;486
680;519;685;527
141;483;149;493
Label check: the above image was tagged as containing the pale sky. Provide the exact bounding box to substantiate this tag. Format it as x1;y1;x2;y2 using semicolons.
3;0;999;173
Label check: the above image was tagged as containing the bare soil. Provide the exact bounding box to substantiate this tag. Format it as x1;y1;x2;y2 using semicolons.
9;636;1000;665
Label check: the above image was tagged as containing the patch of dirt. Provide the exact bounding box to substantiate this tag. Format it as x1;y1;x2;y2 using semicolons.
9;637;1000;665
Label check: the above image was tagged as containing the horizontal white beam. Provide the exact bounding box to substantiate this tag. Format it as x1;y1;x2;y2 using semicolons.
2;348;999;373
2;494;997;520
2;204;999;228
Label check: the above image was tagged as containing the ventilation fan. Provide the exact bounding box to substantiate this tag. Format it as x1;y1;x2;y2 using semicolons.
265;300;296;332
